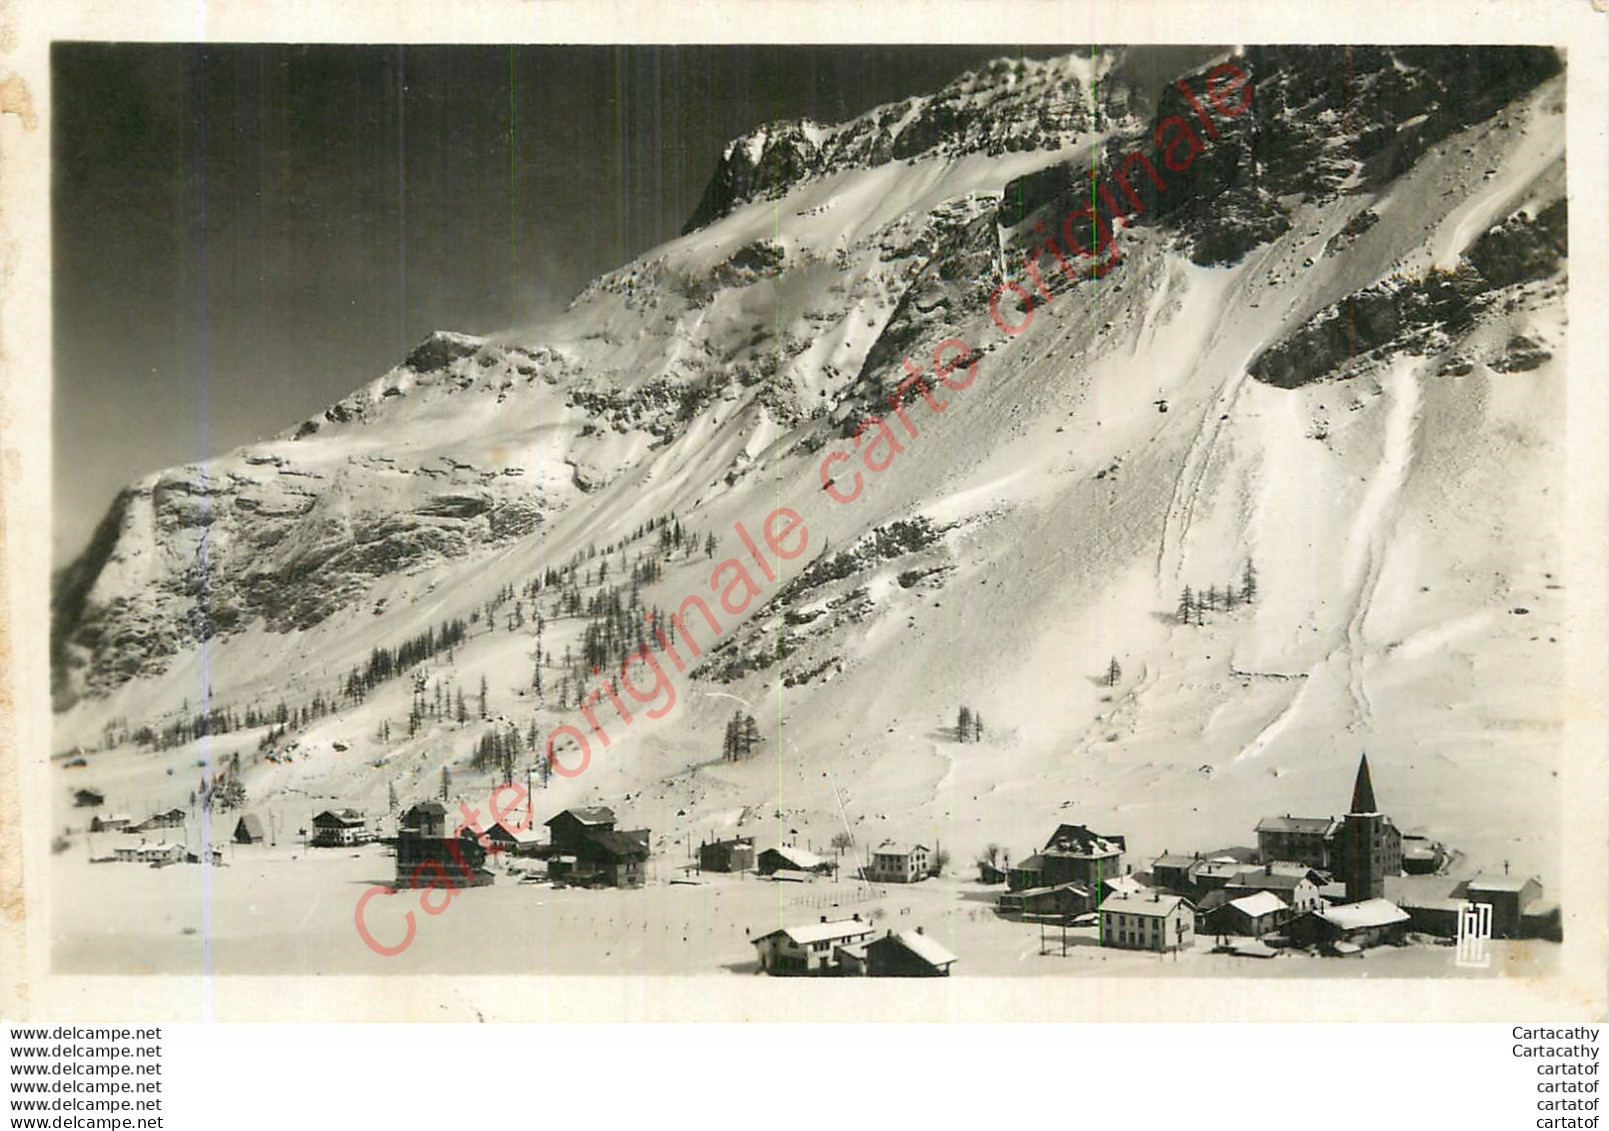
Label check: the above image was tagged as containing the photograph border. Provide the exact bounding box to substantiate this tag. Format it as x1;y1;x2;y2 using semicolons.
2;0;1605;1023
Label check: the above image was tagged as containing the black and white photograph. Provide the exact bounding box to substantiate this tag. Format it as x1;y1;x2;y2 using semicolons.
4;2;1607;1050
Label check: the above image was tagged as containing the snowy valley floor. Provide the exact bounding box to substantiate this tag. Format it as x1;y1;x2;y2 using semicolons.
49;844;1557;980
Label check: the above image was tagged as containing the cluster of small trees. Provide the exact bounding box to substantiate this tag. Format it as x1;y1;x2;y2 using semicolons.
470;722;552;787
341;617;470;703
722;711;762;761
407;676;470;736
133;704;248;751
257;722;292;751
956;705;986;743
198;751;246;812
1178;560;1258;627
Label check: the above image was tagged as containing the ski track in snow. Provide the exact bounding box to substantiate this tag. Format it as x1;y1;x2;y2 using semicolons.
1235;668;1315;763
1336;358;1424;727
1154;241;1283;588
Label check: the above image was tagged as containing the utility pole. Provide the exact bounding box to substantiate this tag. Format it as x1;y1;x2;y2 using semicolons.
825;770;871;896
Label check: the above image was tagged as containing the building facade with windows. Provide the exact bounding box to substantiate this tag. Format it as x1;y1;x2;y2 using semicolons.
1098;891;1194;952
751;916;875;975
866;841;930;884
699;836;755;873
311;808;368;847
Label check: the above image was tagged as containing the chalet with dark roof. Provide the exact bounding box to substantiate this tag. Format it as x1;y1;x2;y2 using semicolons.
133;807;187;832
311;808;368;847
401;801;448;838
1150;852;1202;894
544;808;649;888
483;820;542;857
699;835;755;873
1008;824;1125;892
396;801;492;889
545;806;617;852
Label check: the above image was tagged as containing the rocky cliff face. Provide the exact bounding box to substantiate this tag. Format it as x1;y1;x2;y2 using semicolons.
51;332;558;706
682;54;1118;233
997;45;1561;269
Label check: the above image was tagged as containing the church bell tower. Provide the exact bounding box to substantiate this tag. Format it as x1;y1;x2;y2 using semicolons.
1342;753;1384;902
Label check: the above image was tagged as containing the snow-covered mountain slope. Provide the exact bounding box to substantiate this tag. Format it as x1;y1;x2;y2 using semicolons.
53;46;1568;882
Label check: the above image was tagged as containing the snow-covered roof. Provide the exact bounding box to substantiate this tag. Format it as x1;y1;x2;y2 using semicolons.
1227;892;1286;918
1316;899;1410;930
765;844;826;870
882;930;957;968
1466;874;1537;893
1043;824;1124;857
1004;882;1091;899
1256;815;1339;835
313;809;366;826
1102;875;1148;896
1098;891;1190;917
873;840;928;856
754;918;875;947
1230;870;1312;891
550;806;615;826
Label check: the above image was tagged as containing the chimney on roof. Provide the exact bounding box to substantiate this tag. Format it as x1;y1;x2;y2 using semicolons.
853;913;861;922
820;915;827;923
1266;861;1273;875
916;925;924;935
1504;859;1510;876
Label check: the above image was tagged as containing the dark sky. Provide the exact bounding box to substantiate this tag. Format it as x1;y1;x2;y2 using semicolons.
53;43;1097;564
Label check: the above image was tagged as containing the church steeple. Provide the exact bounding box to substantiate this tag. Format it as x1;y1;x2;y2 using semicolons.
1349;753;1378;815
